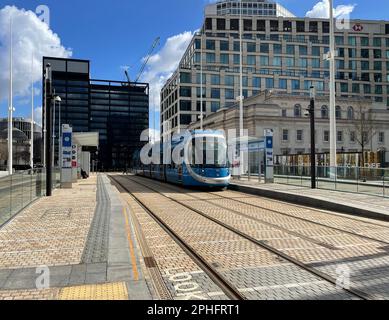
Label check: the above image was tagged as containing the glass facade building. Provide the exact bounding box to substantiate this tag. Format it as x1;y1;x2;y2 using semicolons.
43;57;149;171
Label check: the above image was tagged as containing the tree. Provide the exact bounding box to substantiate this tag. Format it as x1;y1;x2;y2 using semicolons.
349;101;377;167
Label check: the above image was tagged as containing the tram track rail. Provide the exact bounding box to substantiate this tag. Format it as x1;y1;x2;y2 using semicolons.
133;175;389;247
119;175;377;300
110;175;246;301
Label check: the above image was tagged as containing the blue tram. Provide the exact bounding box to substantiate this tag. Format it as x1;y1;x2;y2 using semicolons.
134;130;230;188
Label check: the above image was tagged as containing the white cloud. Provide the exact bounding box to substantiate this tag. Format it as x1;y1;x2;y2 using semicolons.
306;0;356;18
139;31;194;140
0;5;72;103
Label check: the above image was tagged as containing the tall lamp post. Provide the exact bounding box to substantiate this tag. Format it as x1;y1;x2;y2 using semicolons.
8;15;13;175
54;96;62;168
308;86;316;189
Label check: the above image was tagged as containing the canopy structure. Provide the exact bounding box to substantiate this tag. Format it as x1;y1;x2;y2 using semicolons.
73;132;99;148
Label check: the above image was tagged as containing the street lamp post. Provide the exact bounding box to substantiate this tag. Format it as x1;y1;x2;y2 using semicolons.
308;86;316;189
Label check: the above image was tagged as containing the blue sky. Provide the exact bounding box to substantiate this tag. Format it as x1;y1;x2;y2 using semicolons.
0;0;388;129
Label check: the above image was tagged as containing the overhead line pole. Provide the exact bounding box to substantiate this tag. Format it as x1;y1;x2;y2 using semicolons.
8;15;13;175
239;0;244;177
30;53;34;170
329;0;337;174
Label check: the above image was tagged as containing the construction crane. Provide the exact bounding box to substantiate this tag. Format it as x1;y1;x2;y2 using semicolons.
134;37;160;83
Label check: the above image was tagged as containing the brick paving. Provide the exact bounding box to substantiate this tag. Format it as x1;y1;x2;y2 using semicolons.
116;176;357;300
0;174;153;300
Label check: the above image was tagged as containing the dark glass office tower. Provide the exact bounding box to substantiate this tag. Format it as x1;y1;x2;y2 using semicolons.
42;57;149;171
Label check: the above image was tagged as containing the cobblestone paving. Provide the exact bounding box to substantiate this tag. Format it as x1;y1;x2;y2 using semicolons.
117;176;356;300
121;191;227;300
0;177;97;269
129;177;389;300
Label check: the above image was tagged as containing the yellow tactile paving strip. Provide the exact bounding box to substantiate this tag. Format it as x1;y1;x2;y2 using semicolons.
0;282;129;300
0;176;97;269
58;282;128;300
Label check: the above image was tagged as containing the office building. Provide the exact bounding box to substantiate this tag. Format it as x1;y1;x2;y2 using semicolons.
188;92;389;159
42;57;149;171
161;0;389;141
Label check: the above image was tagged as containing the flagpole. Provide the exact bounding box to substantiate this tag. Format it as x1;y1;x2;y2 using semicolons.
31;53;34;170
8;15;13;175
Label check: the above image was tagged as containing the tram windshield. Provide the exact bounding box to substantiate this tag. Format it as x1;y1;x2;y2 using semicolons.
189;136;228;168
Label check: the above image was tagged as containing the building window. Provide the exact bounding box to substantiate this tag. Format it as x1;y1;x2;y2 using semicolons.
322;21;330;33
180;72;191;84
279;79;287;89
225;89;234;100
247;55;256;65
206;53;216;63
196;87;206;98
286;45;295;55
252;77;261;88
206;40;215;50
296;21;305;32
244;19;252;31
309;21;318;33
180;87;191;97
350;131;356;143
230;19;239;31
220;53;229;64
257;20;266;32
373;38;382;47
312;47;320;56
265;78;274;89
282;129;289;141
340;83;348;93
270;20;279;32
374;49;382;58
180;114;192;125
273;56;282;67
205;18;212;30
282;109;287;117
324;130;329;143
312;58;320;68
260;43;269;53
180;100;191;111
211;101;220;112
292;80;300;90
296;130;303;141
294;104;302;118
260;56;269;66
247;42;256;52
233;41;240;52
321;106;329;119
220;40;229;51
273;44;282;54
336;106;342;119
225;75;234;86
285;57;294;67
217;18;226;31
299;46;307;56
337;131;343;142
211;88;220;99
348;36;356;46
379;132;385;144
211;74;220;85
196;73;206;84
347;106;354;120
233;54;240;65
283;21;292;32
